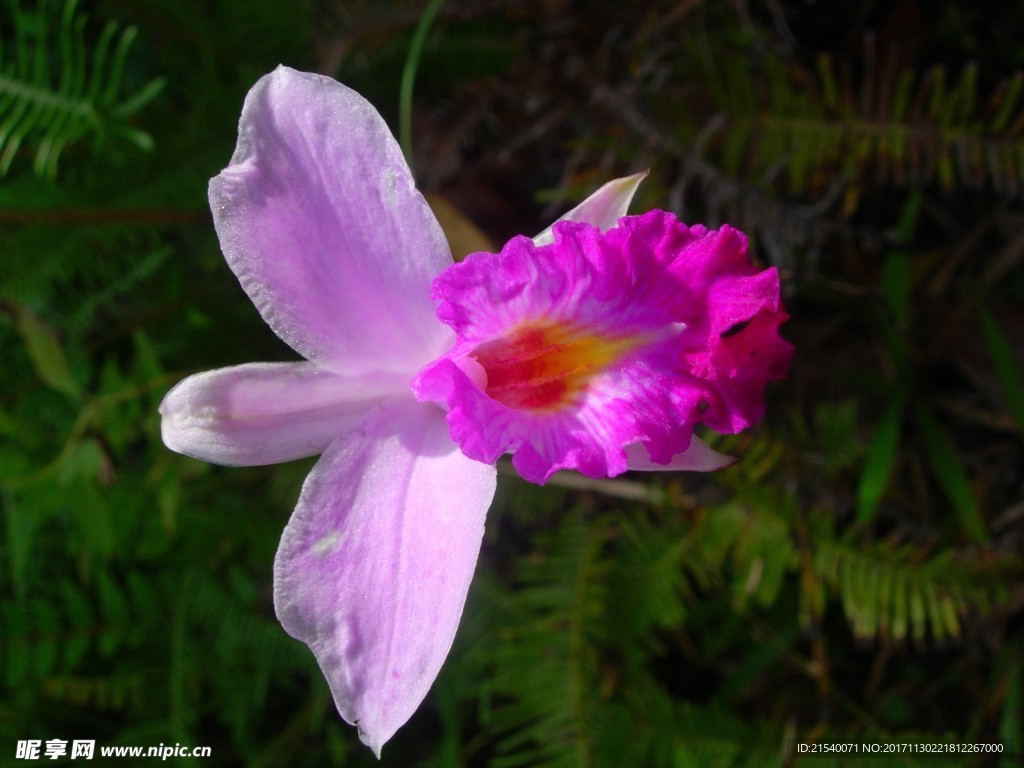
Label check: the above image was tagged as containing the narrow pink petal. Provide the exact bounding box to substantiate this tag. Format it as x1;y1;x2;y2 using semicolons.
209;66;454;375
159;362;402;466
625;436;736;472
533;172;648;246
273;398;496;756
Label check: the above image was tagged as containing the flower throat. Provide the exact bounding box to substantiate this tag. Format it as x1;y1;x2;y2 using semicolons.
470;321;635;411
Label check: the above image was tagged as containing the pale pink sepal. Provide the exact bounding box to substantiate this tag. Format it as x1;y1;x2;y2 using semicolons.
625;436;736;472
273;398;496;757
158;362;405;466
532;171;649;246
209;66;454;376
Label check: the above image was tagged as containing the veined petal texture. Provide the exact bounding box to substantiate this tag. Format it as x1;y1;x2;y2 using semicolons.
209;66;454;375
159;362;402;466
273;397;496;756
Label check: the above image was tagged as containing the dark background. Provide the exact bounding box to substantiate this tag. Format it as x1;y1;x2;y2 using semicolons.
1;1;1021;765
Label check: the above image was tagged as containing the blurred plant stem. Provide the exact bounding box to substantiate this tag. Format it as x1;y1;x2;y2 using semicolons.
399;0;445;176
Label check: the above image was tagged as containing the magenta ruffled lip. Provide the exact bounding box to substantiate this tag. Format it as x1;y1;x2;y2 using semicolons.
414;210;792;484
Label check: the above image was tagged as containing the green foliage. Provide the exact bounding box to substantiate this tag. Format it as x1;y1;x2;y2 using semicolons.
2;1;1022;766
979;305;1024;439
671;40;1024;215
0;0;164;177
856;394;904;523
12;304;80;396
455;458;1010;768
915;408;987;543
813;539;997;644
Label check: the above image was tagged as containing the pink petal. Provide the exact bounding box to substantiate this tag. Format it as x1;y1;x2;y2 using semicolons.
159;362;402;466
209;66;453;375
677;265;792;434
414;211;789;483
273;398;496;756
533;171;648;246
625;436;736;472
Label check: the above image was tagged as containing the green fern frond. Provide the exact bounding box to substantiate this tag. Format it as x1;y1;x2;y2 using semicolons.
0;222;168;316
488;513;606;768
41;673;145;711
0;573;152;690
672;701;782;768
592;683;783;768
700;43;1024;200
0;0;164;178
606;513;699;643
0;141;216;308
814;540;1000;645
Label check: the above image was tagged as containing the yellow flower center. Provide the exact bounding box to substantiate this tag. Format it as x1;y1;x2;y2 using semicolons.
470;321;636;411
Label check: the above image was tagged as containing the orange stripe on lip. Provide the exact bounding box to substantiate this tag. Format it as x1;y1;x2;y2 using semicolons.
469;321;637;411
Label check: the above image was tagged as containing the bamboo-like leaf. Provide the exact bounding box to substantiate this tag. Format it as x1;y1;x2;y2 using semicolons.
909;578;927;644
998;648;1021;768
979;306;1024;438
953;64;979;127
891;69;915;123
876;555;895;639
14;306;80;397
882;251;910;326
916;409;987;543
990;72;1024;134
816;54;839;113
890;570;910;642
856;394;905;524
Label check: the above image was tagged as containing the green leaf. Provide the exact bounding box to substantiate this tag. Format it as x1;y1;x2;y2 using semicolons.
979;306;1024;439
990;73;1024;134
856;394;905;524
4;492;39;597
881;192;919;327
398;0;445;175
998;645;1021;768
816;53;839;112
895;188;922;245
96;571;128;657
14;306;80;396
916;409;987;543
61;581;93;670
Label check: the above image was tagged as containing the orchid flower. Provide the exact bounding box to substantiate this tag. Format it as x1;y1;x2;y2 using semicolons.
159;66;791;756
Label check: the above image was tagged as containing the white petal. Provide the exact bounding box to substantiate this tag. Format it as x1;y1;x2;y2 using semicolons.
625;435;736;472
533;171;649;245
159;362;404;466
273;397;496;755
